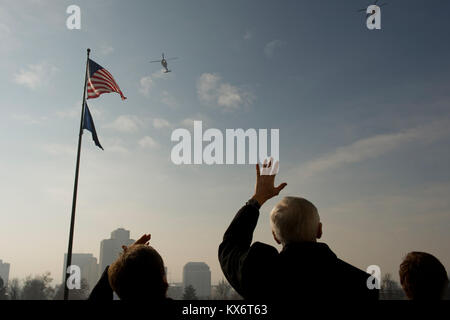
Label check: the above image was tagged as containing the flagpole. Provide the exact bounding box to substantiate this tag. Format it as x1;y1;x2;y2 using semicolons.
64;48;90;300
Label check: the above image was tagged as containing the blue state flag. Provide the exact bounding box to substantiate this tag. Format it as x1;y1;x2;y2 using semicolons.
82;102;103;150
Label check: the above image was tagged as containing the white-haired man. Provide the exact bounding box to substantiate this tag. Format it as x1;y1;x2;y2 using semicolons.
218;161;379;300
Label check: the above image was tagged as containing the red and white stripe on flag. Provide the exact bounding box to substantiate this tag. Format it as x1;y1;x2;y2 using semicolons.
87;59;126;100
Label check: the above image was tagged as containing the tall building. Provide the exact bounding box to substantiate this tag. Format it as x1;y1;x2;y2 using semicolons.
0;259;10;285
62;253;99;291
99;228;134;274
183;262;211;299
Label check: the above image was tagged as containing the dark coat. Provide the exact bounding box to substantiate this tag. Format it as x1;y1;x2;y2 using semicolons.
88;267;114;300
218;203;379;300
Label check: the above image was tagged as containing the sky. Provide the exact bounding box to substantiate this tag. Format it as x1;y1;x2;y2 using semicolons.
0;0;449;286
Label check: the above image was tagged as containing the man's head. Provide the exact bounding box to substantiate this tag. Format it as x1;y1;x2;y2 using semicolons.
108;244;168;300
399;251;448;300
270;196;322;245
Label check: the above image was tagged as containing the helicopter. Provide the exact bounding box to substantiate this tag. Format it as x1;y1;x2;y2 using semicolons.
357;0;387;16
150;53;178;73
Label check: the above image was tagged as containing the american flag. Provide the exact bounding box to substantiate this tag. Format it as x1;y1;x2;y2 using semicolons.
87;59;126;100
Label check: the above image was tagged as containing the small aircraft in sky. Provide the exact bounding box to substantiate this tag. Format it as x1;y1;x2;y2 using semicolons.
357;0;388;15
150;53;178;73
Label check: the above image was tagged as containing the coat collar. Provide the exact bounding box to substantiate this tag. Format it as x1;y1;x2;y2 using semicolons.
281;242;337;260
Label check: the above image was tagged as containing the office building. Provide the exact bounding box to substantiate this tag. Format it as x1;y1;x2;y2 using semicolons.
62;253;99;290
183;262;211;299
0;260;10;285
99;228;134;273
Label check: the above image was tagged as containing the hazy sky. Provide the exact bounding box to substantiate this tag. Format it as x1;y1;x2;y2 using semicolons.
0;0;449;285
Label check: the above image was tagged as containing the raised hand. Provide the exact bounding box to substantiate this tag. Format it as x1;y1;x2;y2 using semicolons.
121;234;151;253
252;157;287;207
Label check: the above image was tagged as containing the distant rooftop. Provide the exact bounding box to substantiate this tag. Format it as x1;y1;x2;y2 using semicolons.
184;262;210;270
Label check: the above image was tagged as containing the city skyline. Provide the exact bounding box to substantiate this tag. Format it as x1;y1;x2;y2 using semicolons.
2;228;223;287
57;228;218;290
1;0;450;286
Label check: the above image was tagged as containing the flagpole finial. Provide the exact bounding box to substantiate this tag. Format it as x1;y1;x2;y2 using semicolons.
87;48;91;55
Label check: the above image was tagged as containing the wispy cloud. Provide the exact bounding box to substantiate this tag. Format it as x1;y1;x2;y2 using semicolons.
264;39;285;58
56;107;78;119
104;115;142;133
12;113;48;125
161;90;179;108
323;182;450;230
0;23;11;36
101;138;130;154
13;62;58;90
107;145;129;154
197;73;254;110
297;119;450;178
42;144;76;157
139;76;154;96
180;114;212;128
139;71;167;97
56;102;102;120
99;44;114;56
0;22;18;55
138;136;159;149
152;118;171;129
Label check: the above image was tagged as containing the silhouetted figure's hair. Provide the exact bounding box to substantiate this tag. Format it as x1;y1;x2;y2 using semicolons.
108;245;168;300
270;197;320;244
399;252;448;300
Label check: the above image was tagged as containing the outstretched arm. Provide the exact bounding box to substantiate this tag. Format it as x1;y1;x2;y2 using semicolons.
218;159;286;297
